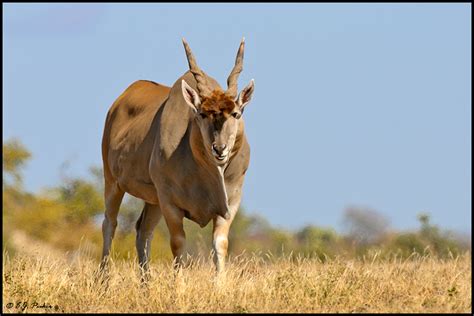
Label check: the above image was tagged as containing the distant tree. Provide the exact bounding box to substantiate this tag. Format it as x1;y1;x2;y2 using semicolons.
3;138;31;188
390;232;428;257
228;210;283;255
417;213;430;226
296;225;340;259
296;225;338;245
383;213;468;258
267;228;294;256
57;175;104;224
416;212;463;257
342;206;390;245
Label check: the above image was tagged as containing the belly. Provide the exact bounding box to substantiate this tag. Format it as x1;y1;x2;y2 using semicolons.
118;177;159;205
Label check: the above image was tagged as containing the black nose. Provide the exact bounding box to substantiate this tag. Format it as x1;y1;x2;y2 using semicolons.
212;143;227;155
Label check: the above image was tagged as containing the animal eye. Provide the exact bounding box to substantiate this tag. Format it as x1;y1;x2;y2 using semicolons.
199;113;207;119
232;112;241;119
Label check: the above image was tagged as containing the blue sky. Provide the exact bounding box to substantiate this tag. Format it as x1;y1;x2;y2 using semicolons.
3;3;471;233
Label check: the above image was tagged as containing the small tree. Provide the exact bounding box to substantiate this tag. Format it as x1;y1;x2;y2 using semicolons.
57;175;104;224
296;225;340;259
3;138;31;189
342;206;390;245
416;212;463;258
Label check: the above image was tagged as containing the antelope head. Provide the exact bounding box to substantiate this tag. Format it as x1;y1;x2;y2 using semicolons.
181;38;255;166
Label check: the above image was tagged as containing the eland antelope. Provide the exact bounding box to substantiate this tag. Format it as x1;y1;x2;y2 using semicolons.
100;38;255;274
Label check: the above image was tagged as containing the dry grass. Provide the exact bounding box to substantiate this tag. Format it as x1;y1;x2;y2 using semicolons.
2;248;471;314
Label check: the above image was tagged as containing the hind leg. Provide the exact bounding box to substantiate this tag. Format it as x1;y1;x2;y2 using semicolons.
160;202;186;269
100;180;125;270
136;202;162;274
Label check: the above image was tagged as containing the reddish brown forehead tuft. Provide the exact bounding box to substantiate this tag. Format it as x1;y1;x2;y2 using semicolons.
200;90;236;115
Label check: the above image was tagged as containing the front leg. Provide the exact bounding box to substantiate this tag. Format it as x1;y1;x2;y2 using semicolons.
212;203;239;272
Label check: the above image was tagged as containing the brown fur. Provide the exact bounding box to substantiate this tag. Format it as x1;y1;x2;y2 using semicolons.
200;90;236;116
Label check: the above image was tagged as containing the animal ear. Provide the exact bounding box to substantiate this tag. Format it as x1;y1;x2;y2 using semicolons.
181;80;201;113
237;79;255;111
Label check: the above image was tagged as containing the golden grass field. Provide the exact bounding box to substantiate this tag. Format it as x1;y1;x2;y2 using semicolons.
2;244;471;313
